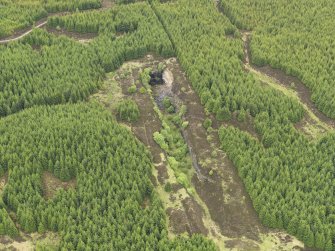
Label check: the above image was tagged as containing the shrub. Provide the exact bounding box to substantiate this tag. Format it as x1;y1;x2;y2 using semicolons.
128;84;137;94
153;132;168;151
203;118;212;129
139;87;146;94
162;97;172;108
179;105;187;117
237;108;247;122
167;105;175;114
158;62;166;73
216;107;231;121
182;121;189;129
164;182;172;192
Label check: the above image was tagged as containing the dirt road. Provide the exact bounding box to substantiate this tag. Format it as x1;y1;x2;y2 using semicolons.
0;21;47;44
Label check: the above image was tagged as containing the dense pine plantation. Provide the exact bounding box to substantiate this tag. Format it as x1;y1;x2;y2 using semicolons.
0;32;104;116
0;1;215;250
0;103;215;250
152;0;304;123
0;2;173;117
152;0;334;249
0;0;334;250
220;0;335;119
47;2;174;71
0;0;102;38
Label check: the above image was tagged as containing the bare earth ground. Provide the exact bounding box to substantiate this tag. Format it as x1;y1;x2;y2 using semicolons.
42;171;76;199
166;57;305;250
168;57;262;240
0;232;59;251
0;1;327;249
45;27;97;43
0;173;7;195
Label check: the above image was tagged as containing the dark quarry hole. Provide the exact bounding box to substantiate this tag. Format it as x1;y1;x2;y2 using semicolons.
149;71;164;85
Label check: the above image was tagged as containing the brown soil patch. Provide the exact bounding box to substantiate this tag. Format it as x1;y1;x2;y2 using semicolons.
225;239;260;250
242;31;252;65
171;183;182;192
12;235;25;243
92;55;170;185
113;55;171;185
166;55;306;250
226;112;260;140
42;171;76;199
166;208;190;234
0;232;59;251
0;236;13;245
102;0;112;9
141;196;151;209
156;164;169;184
294;115;327;139
181;197;208;235
0;172;8;193
149;174;158;187
108;55;210;238
116;61;164;163
45;27;97;42
166;197;208;236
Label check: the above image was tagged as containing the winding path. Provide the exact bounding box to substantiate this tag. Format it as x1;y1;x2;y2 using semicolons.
0;21;47;44
0;0;112;44
242;32;335;134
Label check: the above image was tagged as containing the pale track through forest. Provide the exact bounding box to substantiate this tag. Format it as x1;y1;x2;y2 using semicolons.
0;0;112;44
242;32;335;135
0;21;47;44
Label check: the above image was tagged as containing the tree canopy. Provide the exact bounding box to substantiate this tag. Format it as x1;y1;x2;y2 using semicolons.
0;103;215;250
221;0;335;119
0;0;102;38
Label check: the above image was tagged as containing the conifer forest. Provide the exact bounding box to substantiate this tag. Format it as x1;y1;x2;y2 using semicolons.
0;0;334;250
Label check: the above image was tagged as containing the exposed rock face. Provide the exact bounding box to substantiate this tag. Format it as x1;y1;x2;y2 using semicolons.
163;69;174;87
